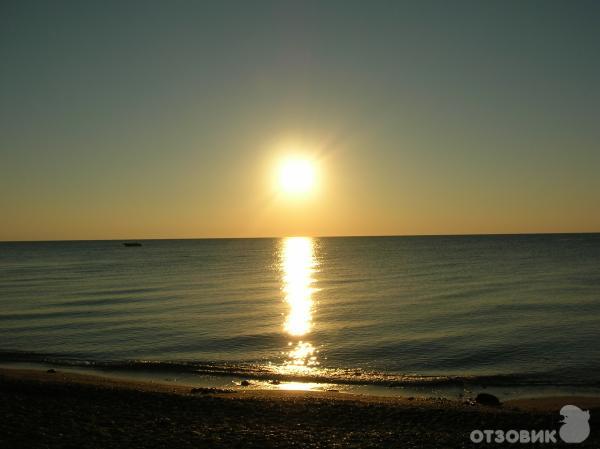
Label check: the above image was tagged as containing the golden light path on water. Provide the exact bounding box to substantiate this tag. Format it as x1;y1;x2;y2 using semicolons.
279;237;319;376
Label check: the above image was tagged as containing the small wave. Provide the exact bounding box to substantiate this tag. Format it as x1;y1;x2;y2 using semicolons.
1;350;598;389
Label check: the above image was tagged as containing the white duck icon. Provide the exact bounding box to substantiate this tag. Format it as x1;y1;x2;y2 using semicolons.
559;405;590;443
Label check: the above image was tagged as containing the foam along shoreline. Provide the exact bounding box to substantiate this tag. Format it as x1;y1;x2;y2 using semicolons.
3;352;599;391
1;367;599;448
2;358;600;402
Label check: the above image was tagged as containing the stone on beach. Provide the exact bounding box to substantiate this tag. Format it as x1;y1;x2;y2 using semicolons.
475;393;501;406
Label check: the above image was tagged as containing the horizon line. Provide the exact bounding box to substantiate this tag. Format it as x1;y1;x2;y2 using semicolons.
2;230;599;243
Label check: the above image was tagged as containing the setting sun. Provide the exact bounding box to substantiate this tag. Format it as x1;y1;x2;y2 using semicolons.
278;158;315;195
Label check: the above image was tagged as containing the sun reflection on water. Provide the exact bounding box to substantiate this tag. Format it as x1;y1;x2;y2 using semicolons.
286;341;318;368
278;382;322;391
280;237;319;370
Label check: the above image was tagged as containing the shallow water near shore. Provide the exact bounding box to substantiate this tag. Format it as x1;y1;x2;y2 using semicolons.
1;234;599;398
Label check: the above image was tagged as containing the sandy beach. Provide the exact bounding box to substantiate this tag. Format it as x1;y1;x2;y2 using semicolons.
1;367;598;448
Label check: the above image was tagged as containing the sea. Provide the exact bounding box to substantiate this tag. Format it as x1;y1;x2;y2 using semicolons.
1;234;599;399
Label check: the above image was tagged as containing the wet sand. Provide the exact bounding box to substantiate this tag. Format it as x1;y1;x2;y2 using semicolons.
1;367;599;448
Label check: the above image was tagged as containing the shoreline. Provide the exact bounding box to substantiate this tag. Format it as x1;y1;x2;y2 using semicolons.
2;367;599;448
3;366;600;410
3;360;600;403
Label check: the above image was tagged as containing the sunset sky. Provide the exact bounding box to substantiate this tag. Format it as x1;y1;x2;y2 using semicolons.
1;1;599;241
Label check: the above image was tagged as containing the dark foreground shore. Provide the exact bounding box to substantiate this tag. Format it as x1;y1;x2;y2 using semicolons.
1;368;599;448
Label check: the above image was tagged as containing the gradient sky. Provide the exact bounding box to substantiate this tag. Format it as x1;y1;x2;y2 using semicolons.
1;1;599;240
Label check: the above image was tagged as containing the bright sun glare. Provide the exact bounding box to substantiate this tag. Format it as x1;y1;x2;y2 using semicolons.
279;158;315;195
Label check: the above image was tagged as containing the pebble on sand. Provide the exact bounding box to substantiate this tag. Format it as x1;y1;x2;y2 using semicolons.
475;393;501;406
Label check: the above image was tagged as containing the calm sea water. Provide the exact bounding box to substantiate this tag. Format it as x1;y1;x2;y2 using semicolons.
1;235;599;394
